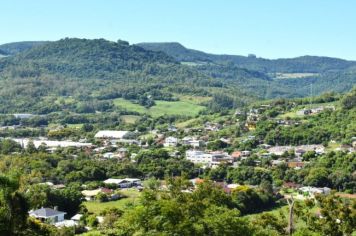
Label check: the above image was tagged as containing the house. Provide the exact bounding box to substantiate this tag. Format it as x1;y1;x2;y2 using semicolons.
231;151;241;160
271;159;285;166
299;186;331;197
29;207;66;223
163;136;178;147
295;149;306;157
267;146;293;156
296;109;311;116
260;152;271;158
283;182;302;189
186;150;212;164
227;183;240;190
94;130;134;139
186;150;232;167
117;148;128;158
210;151;233;165
287;161;305;169
259;144;271;149
241;150;251;157
181;137;204;148
104;178;141;188
189;178;205;187
102;152;117;159
168;125;178;132
204;122;222;131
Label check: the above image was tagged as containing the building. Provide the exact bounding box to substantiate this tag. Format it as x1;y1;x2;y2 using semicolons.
11;138;92;149
186;150;212;164
181;137;204;148
163;136;178;147
299;186;331;197
29;207;66;223
13;113;34;119
104;178;141;188
241;150;251;157
186;150;232;167
231;151;241;160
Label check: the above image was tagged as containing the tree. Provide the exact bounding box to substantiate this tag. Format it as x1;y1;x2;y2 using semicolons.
295;194;356;236
0;175;56;235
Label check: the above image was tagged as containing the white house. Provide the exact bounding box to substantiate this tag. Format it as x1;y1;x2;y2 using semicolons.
29;207;66;223
186;150;212;164
164;136;178;147
186;150;232;166
299;186;331;197
181;137;204;148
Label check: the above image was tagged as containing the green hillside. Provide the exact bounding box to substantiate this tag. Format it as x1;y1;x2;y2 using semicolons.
0;38;354;116
0;38;253;114
137;42;356;73
138;42;356;97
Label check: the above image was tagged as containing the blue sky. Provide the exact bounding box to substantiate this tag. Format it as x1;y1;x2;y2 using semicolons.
1;0;355;59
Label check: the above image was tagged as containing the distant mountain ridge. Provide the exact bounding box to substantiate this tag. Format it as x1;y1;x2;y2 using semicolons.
0;41;49;55
0;38;354;114
136;42;356;73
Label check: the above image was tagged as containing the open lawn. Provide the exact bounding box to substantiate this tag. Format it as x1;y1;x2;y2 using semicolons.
113;98;148;114
121;115;140;124
114;98;206;117
174;94;212;104
83;189;141;215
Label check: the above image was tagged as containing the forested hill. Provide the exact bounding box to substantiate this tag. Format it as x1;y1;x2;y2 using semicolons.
0;38;259;113
137;42;356;73
0;38;180;79
137;42;356;97
0;49;7;56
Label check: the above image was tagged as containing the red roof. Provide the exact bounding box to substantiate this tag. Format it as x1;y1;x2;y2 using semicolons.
231;151;241;158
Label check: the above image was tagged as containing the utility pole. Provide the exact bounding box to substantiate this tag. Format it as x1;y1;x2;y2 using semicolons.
309;83;313;110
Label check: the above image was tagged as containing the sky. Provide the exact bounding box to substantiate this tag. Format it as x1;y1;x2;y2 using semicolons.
1;0;356;59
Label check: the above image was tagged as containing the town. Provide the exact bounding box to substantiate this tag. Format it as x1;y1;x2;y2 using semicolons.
0;91;355;235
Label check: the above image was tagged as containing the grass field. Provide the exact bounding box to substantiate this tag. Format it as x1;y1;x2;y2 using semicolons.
66;123;84;129
113;98;148;114
273;73;318;79
121;115;140;124
114;98;206;117
83;189;141;215
174;94;212;104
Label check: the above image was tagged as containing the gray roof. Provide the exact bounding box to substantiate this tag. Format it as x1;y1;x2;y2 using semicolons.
30;207;66;217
